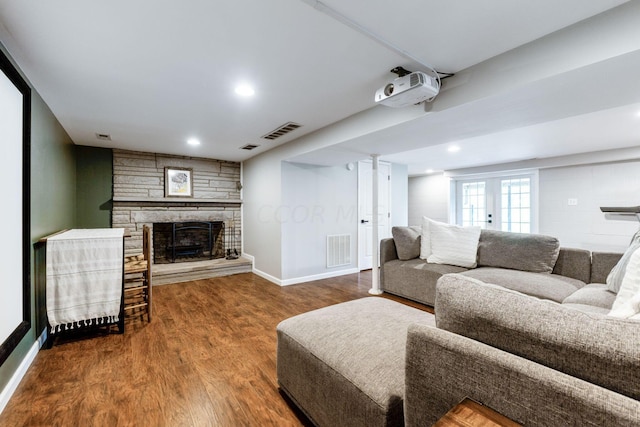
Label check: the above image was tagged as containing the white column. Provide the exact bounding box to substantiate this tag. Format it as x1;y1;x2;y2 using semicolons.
369;154;383;295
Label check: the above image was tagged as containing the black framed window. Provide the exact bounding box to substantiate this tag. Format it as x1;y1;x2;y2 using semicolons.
0;47;31;366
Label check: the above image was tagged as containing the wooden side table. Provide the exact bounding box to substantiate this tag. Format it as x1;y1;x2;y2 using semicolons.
435;398;522;427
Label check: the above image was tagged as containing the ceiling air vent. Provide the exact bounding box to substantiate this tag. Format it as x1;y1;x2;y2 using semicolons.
240;144;260;151
261;122;302;140
95;133;111;141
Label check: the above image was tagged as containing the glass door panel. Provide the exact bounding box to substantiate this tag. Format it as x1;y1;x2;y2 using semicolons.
455;174;536;233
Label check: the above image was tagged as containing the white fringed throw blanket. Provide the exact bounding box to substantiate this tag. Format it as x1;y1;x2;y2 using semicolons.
46;228;124;333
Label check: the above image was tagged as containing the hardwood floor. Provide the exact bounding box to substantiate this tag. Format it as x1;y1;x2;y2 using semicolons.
434;398;521;427
0;271;432;427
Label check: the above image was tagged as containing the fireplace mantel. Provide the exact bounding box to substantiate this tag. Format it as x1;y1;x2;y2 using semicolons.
113;197;242;208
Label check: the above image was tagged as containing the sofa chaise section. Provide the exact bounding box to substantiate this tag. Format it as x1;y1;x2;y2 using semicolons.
405;323;640;427
405;273;640;425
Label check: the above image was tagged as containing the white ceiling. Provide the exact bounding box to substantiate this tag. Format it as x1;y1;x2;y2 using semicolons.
384;103;640;173
0;0;637;173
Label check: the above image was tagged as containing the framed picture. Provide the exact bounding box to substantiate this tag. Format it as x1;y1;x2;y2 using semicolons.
165;167;193;197
0;47;31;367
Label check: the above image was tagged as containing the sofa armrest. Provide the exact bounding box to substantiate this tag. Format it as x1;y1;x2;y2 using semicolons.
380;238;398;289
591;251;623;284
552;247;592;283
380;238;398;264
405;324;640;427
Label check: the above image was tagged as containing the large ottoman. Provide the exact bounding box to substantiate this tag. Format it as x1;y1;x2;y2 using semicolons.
276;297;435;427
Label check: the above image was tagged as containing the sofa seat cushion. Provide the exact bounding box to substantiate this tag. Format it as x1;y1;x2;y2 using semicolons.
562;283;617;310
459;267;583;303
382;259;468;306
435;274;640;401
277;297;435;427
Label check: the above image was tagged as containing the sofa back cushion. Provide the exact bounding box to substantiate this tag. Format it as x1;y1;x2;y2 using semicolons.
590;251;623;284
391;226;421;260
477;229;560;273
435;274;640;400
554;247;592;283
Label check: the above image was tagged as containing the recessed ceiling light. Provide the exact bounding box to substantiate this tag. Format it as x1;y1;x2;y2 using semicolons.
447;145;460;153
425;169;434;174
187;138;201;146
235;84;255;97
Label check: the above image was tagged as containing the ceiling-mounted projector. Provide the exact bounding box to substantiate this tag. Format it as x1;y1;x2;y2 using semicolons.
374;71;440;108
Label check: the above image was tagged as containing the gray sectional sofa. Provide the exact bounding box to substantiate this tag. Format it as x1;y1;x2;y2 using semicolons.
276;227;640;426
381;227;620;310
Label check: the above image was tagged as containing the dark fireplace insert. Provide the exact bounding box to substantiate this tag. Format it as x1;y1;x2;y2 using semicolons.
153;221;225;264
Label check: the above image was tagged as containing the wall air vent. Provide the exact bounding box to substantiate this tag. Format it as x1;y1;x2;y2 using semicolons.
240;144;260;151
261;122;302;140
327;234;351;268
95;133;111;141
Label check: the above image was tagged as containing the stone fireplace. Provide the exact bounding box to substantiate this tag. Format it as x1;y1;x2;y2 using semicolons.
111;149;242;261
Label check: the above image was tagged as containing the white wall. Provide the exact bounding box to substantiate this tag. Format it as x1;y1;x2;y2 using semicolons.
244;154;408;284
281;162;358;281
539;161;640;252
242;150;283;280
391;163;408;227
408;160;640;253
242;102;426;283
407;173;450;226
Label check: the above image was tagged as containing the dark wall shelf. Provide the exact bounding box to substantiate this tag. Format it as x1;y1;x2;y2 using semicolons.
112;197;241;208
600;206;640;214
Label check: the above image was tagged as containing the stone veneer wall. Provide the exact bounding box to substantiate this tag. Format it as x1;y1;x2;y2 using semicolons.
111;149;242;257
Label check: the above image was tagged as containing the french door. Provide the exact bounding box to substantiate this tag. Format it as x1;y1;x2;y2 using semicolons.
454;173;537;233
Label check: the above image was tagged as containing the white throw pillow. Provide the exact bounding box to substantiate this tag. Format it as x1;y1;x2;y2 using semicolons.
420;216;432;259
606;229;640;293
608;246;640;319
426;219;481;268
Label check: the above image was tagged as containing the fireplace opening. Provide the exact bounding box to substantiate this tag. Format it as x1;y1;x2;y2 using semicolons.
153;221;225;264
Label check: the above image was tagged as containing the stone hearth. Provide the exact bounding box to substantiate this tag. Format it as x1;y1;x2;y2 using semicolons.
152;257;252;285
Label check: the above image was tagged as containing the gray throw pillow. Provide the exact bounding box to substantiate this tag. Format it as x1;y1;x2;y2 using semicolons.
476;229;560;273
391;226;421;260
607;229;640;293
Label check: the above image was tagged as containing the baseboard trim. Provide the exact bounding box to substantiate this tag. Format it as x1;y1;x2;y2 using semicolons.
280;268;360;286
244;253;285;286
252;265;360;287
252;267;283;286
0;330;45;415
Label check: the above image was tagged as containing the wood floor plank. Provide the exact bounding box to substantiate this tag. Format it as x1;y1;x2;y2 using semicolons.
0;271;432;426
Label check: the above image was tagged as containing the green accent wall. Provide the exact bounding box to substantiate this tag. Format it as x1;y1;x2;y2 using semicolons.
0;43;76;398
75;146;112;228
